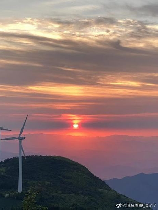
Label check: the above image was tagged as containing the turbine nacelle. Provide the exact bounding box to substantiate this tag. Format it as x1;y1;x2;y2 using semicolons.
19;137;25;141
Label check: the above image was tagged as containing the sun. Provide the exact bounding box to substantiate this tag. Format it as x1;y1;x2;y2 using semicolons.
73;123;79;129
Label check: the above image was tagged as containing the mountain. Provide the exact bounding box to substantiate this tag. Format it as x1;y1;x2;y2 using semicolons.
106;173;158;208
0;156;150;210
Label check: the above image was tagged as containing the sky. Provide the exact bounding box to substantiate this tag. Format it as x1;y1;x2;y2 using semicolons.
1;0;158;179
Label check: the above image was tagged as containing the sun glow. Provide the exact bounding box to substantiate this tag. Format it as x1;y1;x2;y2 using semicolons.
73;124;79;129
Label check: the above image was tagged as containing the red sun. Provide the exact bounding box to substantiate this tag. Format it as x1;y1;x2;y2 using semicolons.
73;123;79;129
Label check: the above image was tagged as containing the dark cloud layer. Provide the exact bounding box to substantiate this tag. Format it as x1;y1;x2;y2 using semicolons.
83;115;158;130
0;30;158;89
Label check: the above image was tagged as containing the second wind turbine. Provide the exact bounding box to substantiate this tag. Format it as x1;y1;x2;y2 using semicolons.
0;127;11;161
2;115;28;193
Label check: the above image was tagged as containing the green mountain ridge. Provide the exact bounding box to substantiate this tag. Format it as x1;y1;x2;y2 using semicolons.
0;156;150;209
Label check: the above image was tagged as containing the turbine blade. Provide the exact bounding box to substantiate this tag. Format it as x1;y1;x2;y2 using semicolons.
0;127;11;131
1;137;18;140
3;129;12;131
19;115;28;138
21;144;26;159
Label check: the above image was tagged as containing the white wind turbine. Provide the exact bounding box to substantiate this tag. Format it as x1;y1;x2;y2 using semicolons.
2;115;28;193
0;127;11;161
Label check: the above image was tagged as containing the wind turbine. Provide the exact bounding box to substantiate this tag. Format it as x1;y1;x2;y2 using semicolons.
2;115;28;193
0;127;11;161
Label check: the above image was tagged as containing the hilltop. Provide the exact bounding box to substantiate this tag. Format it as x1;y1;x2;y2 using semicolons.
0;156;149;209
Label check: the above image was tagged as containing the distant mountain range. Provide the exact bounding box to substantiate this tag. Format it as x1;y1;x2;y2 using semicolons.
0;155;147;210
106;173;158;209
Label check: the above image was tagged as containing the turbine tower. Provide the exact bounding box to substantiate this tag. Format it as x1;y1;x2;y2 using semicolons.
2;115;28;193
0;127;11;161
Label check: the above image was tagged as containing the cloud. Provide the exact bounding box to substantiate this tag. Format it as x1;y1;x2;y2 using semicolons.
0;29;158;83
0;0;105;18
127;3;158;17
109;40;150;55
49;17;117;30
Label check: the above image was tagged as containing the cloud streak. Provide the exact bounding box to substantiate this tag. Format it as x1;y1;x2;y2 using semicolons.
1;13;158;133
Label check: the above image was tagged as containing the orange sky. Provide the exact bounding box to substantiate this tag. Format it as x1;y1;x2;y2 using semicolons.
1;18;158;136
1;0;158;179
